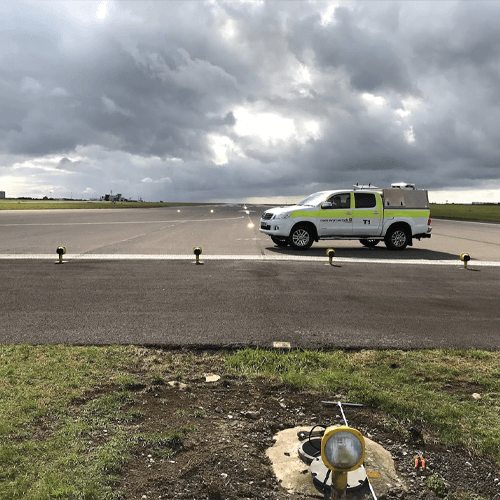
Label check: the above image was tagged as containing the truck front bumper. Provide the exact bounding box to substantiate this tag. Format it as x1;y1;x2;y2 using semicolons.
259;219;293;237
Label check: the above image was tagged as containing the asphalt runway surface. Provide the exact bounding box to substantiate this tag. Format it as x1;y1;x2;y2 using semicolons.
1;205;499;349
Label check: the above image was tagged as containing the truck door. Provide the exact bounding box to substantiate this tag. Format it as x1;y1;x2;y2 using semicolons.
352;192;383;235
318;192;353;236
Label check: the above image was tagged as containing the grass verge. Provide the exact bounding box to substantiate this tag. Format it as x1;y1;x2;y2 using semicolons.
0;345;190;499
430;203;500;223
1;345;499;499
226;348;500;461
0;200;209;210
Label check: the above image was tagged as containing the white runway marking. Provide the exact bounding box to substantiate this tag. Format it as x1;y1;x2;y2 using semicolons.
438;219;500;226
1;254;499;266
0;216;245;227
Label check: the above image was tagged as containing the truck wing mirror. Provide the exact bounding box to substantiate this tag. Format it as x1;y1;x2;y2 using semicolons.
322;202;333;209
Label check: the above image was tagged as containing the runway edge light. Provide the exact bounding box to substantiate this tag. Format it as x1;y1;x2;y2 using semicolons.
193;246;203;265
326;248;335;266
321;425;365;498
56;246;66;264
460;253;471;269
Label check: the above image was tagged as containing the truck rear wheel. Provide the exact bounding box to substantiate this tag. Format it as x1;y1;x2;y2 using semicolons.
289;224;314;250
360;239;379;248
385;226;410;251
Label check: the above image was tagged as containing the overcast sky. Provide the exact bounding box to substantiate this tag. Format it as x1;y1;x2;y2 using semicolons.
1;0;500;203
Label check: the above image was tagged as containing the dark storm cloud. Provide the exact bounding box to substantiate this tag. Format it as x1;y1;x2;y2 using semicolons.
288;4;414;94
1;0;500;201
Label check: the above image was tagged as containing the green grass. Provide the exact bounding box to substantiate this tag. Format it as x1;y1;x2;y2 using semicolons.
226;348;500;461
0;200;209;210
0;345;189;500
430;203;500;222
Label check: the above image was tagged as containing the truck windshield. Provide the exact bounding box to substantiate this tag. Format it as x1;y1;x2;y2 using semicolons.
297;191;330;206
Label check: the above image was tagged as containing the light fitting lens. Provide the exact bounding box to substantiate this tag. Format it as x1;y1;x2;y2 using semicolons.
324;431;363;469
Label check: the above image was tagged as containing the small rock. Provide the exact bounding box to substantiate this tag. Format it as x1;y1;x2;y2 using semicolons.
472;393;481;400
245;410;260;419
167;381;188;390
205;374;220;383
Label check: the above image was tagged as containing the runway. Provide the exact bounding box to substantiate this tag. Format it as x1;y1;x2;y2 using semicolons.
1;205;499;348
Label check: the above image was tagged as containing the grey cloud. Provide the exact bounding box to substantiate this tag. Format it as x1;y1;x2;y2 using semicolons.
1;0;500;201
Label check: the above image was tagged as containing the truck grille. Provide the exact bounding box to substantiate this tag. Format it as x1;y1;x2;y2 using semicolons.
261;212;273;220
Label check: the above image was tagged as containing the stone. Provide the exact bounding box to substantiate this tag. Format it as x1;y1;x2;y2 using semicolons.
167;381;188;390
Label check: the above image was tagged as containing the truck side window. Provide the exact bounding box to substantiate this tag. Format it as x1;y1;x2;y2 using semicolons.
326;193;350;209
354;193;376;208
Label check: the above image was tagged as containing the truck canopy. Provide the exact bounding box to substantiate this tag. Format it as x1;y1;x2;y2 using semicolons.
382;188;429;209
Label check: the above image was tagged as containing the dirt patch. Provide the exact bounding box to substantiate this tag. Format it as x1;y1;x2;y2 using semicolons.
107;357;500;500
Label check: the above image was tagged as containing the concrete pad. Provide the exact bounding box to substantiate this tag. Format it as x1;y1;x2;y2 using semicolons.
363;438;408;497
265;427;317;496
266;426;407;498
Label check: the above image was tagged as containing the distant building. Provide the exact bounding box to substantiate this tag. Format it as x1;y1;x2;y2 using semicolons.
0;191;5;199
103;193;124;202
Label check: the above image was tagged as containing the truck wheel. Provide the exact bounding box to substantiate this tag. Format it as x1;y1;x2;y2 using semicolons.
271;236;289;247
360;239;379;248
385;226;410;251
290;224;314;250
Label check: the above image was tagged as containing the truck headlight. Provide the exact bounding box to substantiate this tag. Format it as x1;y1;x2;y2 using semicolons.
274;212;292;220
321;426;365;472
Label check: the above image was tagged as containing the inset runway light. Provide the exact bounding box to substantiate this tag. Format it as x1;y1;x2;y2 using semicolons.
247;222;255;228
211;210;214;213
56;246;66;264
460;252;471;269
193;246;203;265
177;210;181;213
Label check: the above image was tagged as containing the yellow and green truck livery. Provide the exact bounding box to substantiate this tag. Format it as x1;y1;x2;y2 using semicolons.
259;183;432;250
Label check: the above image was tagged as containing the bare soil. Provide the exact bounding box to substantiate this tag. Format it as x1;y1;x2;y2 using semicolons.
112;354;499;500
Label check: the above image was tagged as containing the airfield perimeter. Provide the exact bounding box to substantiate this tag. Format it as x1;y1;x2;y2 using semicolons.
0;204;499;348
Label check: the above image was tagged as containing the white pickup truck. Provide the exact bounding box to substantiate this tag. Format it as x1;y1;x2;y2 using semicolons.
259;183;432;250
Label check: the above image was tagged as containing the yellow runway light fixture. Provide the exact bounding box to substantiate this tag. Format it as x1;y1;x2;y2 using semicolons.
460;253;470;269
326;248;335;266
56;246;66;264
193;246;203;265
321;425;365;498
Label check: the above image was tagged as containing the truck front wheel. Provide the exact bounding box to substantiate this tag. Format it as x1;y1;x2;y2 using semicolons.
289;224;314;250
385;226;410;251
